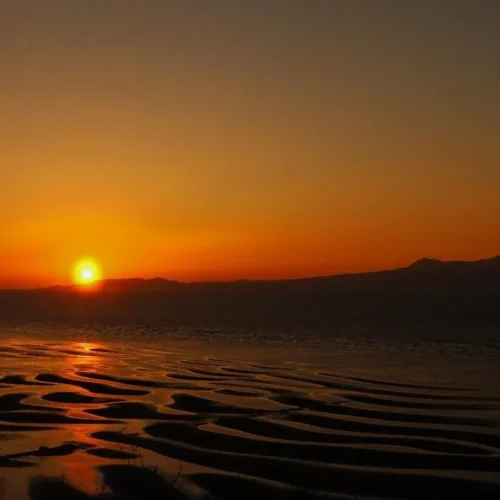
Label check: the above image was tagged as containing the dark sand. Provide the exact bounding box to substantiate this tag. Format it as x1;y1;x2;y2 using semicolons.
0;338;499;499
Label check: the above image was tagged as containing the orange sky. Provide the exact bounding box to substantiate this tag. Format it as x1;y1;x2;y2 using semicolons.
1;2;500;288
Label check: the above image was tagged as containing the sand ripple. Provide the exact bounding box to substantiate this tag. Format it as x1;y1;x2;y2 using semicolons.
0;339;500;499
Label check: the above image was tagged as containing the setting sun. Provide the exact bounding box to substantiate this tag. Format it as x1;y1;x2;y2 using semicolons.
73;258;102;286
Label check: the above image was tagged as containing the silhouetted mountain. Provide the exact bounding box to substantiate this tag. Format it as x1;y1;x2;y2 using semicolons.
44;256;500;293
406;257;445;270
48;278;180;293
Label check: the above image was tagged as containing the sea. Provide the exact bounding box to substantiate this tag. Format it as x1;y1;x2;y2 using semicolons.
0;289;499;499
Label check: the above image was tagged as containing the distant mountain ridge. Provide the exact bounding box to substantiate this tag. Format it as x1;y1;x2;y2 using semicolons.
45;256;500;292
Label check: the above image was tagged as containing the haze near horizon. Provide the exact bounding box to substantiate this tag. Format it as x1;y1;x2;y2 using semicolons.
2;1;499;288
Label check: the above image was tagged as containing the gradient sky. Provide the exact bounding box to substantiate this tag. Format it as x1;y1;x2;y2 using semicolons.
1;1;499;288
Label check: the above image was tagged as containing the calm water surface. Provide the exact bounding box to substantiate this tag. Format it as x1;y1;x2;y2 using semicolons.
0;291;499;499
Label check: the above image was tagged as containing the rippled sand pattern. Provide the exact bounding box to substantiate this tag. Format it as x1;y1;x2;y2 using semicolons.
1;340;500;499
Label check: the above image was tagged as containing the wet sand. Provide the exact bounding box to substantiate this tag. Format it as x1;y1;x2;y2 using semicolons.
0;339;500;499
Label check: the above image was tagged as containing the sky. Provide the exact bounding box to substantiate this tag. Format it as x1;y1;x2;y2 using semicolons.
1;0;499;288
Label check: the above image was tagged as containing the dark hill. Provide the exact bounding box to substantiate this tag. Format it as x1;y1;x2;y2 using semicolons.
45;256;500;293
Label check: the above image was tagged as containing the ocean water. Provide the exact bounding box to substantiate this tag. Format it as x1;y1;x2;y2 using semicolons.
0;290;499;499
1;289;500;385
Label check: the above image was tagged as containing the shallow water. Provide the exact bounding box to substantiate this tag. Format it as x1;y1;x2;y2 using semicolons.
1;289;500;498
0;330;499;499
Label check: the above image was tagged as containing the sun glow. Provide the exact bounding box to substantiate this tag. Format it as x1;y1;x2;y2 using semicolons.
73;258;102;287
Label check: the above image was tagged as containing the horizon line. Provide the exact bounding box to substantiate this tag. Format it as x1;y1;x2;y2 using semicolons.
1;254;499;292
